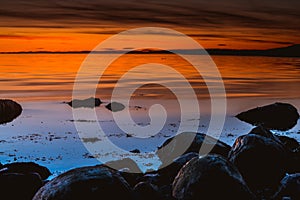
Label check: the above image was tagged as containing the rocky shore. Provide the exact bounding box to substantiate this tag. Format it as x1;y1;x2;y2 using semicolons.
0;100;299;199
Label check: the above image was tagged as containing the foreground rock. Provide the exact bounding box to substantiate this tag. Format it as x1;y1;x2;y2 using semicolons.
0;162;51;180
236;102;299;130
105;102;125;112
172;154;255;200
33;165;132;200
133;182;164;200
157;132;231;166
228;134;287;197
104;158;143;187
66;97;102;108
0;99;22;124
272;173;300;200
0;162;50;200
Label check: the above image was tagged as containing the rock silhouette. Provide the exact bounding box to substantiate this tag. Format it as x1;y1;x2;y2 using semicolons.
67;97;102;108
0;162;50;200
172;154;255;200
157;132;231;166
0;99;22;124
236;102;299;130
228;134;287;197
105;102;125;112
33;165;132;200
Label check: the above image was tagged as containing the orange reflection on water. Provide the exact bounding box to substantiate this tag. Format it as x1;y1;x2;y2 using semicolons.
0;53;300;102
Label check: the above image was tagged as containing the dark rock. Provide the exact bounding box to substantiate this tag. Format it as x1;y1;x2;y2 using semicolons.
0;99;22;124
130;149;141;154
105;102;125;112
236;102;299;131
0;162;51;180
104;158;143;187
172;154;255;200
153;152;199;186
0;172;43;200
67;97;102;108
248;126;281;143
33;165;132;200
272;173;300;200
157;132;231;166
276;135;300;173
228;134;288;197
133;182;164;200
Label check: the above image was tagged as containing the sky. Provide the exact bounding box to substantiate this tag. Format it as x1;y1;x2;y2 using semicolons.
0;0;300;52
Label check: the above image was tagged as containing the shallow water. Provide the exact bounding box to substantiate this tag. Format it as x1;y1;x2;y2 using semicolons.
0;53;299;175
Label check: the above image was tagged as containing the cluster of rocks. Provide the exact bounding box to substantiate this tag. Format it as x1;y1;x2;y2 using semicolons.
0;101;299;199
66;97;125;112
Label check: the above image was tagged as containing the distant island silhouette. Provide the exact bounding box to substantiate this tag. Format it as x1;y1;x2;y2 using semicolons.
1;44;300;58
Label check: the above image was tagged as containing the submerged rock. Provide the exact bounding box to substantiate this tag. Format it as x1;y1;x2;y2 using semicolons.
33;165;132;200
172;154;255;200
228;134;287;197
105;102;125;112
236;102;299;131
67;97;102;108
157;132;231;166
272;173;300;200
0;99;22;124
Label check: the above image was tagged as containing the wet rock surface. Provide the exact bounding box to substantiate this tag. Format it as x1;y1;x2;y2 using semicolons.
272;173;300;200
0;99;22;124
33;165;133;200
228;134;288;197
172;154;255;200
157;132;231;165
236;102;299;131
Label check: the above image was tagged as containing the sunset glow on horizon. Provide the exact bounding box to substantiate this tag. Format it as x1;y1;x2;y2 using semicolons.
1;0;299;52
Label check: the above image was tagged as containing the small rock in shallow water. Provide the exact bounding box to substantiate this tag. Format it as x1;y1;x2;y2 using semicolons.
172;154;255;200
0;99;22;124
236;102;299;131
66;97;102;108
105;101;125;112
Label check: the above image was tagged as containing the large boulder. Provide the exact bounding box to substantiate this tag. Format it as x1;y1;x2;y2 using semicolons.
157;132;231;166
248;126;300;174
172;154;255;200
272;173;300;200
0;99;22;124
236;102;299;131
33;165;132;200
228;134;288;197
66;97;102;108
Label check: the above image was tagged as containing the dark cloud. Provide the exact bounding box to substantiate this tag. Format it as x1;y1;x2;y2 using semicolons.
0;0;299;31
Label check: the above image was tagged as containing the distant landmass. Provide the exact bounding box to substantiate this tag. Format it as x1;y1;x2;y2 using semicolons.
1;44;300;57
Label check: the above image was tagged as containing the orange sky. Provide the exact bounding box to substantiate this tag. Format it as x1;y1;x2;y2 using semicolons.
0;0;299;52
